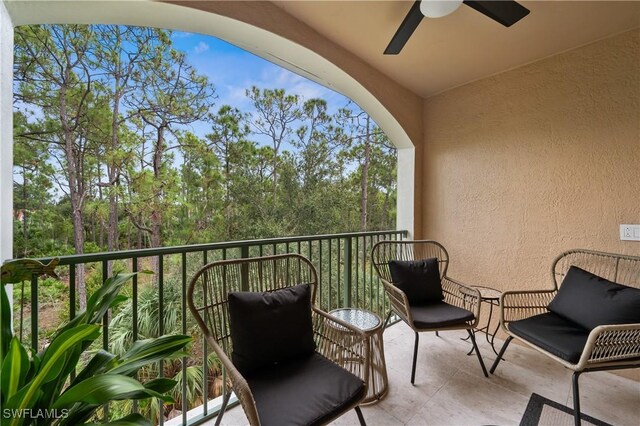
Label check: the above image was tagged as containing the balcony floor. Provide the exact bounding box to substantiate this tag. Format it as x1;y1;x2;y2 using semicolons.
212;323;640;425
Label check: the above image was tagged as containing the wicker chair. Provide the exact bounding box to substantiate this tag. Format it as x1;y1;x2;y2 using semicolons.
371;240;488;384
187;254;369;426
490;249;640;426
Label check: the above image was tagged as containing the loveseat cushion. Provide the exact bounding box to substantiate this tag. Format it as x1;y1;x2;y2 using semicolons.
228;284;316;375
388;258;444;304
410;302;475;328
547;266;640;330
509;312;590;363
246;352;366;426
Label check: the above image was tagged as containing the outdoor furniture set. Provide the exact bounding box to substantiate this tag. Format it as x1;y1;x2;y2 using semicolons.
188;242;640;426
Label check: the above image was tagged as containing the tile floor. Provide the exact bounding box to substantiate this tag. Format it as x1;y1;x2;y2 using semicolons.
212;323;640;426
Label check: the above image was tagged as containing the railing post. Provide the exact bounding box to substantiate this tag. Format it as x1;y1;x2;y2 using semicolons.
343;237;352;307
240;245;250;291
30;274;38;350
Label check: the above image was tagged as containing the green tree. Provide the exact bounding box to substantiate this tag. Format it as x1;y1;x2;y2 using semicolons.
337;106;397;231
93;26;162;261
205;106;256;239
14;24;100;308
247;87;301;209
177;132;223;244
125;43;215;267
12;112;58;257
284;98;351;234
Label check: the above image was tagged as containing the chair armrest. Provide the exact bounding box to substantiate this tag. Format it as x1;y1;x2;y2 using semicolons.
202;334;260;426
442;276;481;327
312;307;370;385
500;289;557;324
379;278;412;324
577;323;640;369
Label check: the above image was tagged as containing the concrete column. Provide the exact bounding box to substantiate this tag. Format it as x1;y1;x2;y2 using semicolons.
397;147;415;238
1;0;14;303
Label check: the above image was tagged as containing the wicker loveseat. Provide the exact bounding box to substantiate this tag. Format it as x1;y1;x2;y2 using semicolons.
490;249;640;425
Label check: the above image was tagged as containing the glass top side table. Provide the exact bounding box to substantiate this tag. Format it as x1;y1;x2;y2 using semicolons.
461;285;502;356
329;308;388;405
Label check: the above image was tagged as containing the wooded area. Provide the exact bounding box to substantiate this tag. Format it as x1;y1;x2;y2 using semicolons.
13;24;397;303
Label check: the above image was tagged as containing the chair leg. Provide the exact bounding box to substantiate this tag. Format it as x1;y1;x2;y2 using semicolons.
354;406;367;426
411;332;419;384
384;311;393;328
214;391;232;426
489;336;513;374
572;372;582;426
467;330;489;377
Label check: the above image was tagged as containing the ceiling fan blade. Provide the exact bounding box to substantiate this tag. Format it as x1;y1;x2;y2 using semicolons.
463;0;530;27
384;1;424;55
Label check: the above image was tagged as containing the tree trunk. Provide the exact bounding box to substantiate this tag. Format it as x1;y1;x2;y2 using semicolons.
21;166;28;257
383;187;391;229
60;84;87;310
360;116;371;231
224;144;232;239
105;74;122;277
149;125;166;275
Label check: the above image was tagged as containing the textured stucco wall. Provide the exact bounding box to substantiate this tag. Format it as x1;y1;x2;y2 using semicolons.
422;29;639;293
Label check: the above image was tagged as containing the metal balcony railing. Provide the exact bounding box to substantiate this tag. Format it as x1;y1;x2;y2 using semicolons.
16;229;407;425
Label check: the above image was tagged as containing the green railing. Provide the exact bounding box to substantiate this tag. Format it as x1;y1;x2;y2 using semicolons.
16;229;407;425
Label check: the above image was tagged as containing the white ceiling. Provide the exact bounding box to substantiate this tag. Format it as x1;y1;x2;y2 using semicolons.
274;1;640;98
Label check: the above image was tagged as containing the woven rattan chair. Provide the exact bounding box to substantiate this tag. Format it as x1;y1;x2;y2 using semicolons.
371;240;488;384
187;254;369;426
490;249;640;426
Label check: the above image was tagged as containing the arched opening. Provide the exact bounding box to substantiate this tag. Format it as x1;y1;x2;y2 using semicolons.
1;0;418;264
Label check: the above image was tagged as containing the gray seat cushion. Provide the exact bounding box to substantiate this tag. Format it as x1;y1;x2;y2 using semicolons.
410;302;475;328
246;352;366;426
509;312;590;363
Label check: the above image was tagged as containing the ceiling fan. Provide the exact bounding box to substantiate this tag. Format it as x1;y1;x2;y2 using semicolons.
384;0;530;55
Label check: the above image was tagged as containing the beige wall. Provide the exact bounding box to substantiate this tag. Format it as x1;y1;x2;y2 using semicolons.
422;29;640;291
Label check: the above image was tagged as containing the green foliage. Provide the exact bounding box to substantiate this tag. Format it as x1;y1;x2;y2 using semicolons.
13;23;397;260
38;278;66;305
0;262;191;426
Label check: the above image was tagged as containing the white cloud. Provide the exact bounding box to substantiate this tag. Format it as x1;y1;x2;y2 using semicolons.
254;67;339;102
193;41;210;54
171;31;194;39
226;86;250;104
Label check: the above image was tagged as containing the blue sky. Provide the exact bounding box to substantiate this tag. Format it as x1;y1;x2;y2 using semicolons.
170;30;352;122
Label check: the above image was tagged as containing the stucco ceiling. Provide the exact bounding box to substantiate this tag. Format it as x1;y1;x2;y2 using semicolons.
273;1;640;98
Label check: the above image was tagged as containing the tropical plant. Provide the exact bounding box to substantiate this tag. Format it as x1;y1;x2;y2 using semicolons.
0;259;192;426
109;278;225;422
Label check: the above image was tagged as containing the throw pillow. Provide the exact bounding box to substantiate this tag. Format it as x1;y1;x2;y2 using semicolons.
228;283;316;375
388;258;443;304
547;265;640;330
